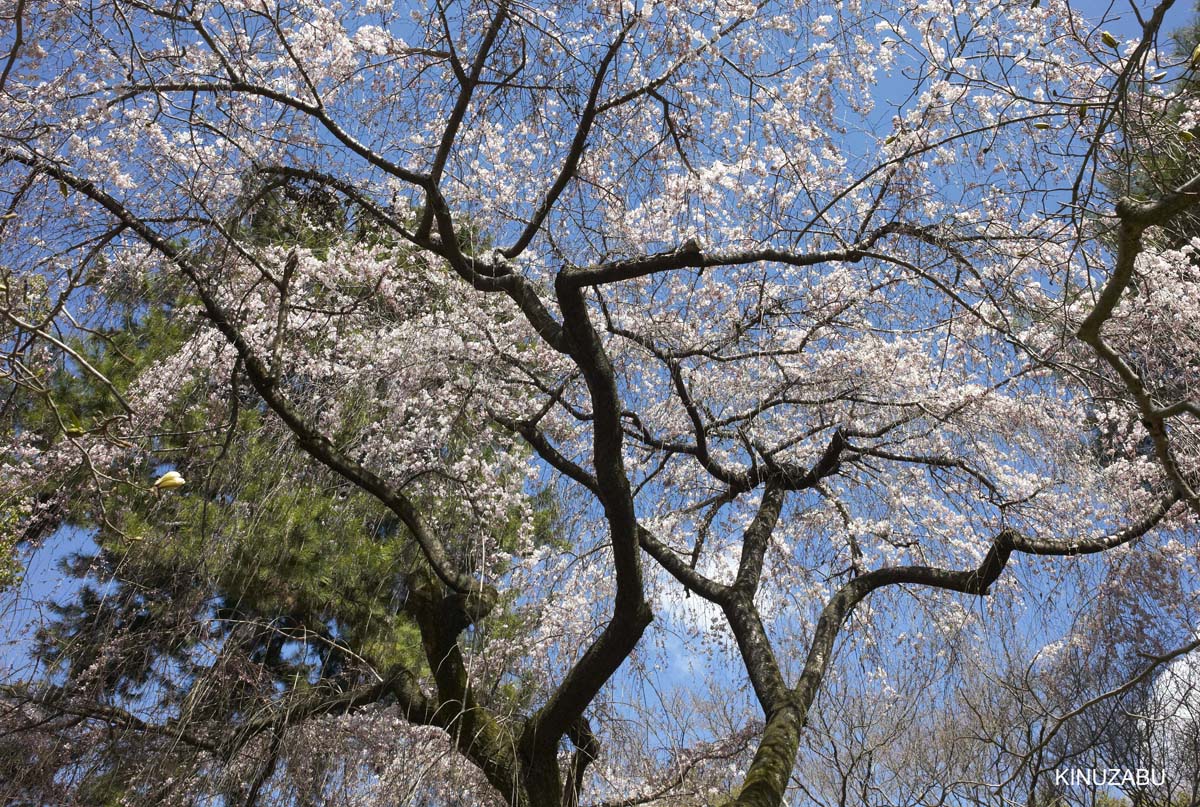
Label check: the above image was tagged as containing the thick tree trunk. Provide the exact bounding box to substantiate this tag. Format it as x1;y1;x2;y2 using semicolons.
724;703;804;807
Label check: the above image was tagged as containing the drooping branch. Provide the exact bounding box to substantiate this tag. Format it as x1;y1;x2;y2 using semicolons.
0;307;134;415
249;164;571;353
220;666;437;760
0;682;219;753
116;79;429;187
992;635;1200;794
585;727;761;807
3;151;489;608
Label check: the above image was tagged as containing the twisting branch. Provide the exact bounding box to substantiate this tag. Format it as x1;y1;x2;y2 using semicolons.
563;717;601;807
416;0;512;240
726;490;1181;807
1076;170;1200;510
515;274;653;800
504;16;638;259
0;0;26;93
732;483;785;596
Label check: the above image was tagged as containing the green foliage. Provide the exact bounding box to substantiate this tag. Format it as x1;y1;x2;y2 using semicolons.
9;176;555;800
1110;7;1200;248
234;175;349;255
0;509;20;589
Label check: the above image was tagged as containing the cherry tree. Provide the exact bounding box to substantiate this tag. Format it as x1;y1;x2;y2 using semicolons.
2;0;1200;804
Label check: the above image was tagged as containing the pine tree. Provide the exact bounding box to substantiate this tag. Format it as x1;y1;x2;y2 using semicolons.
2;178;554;804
